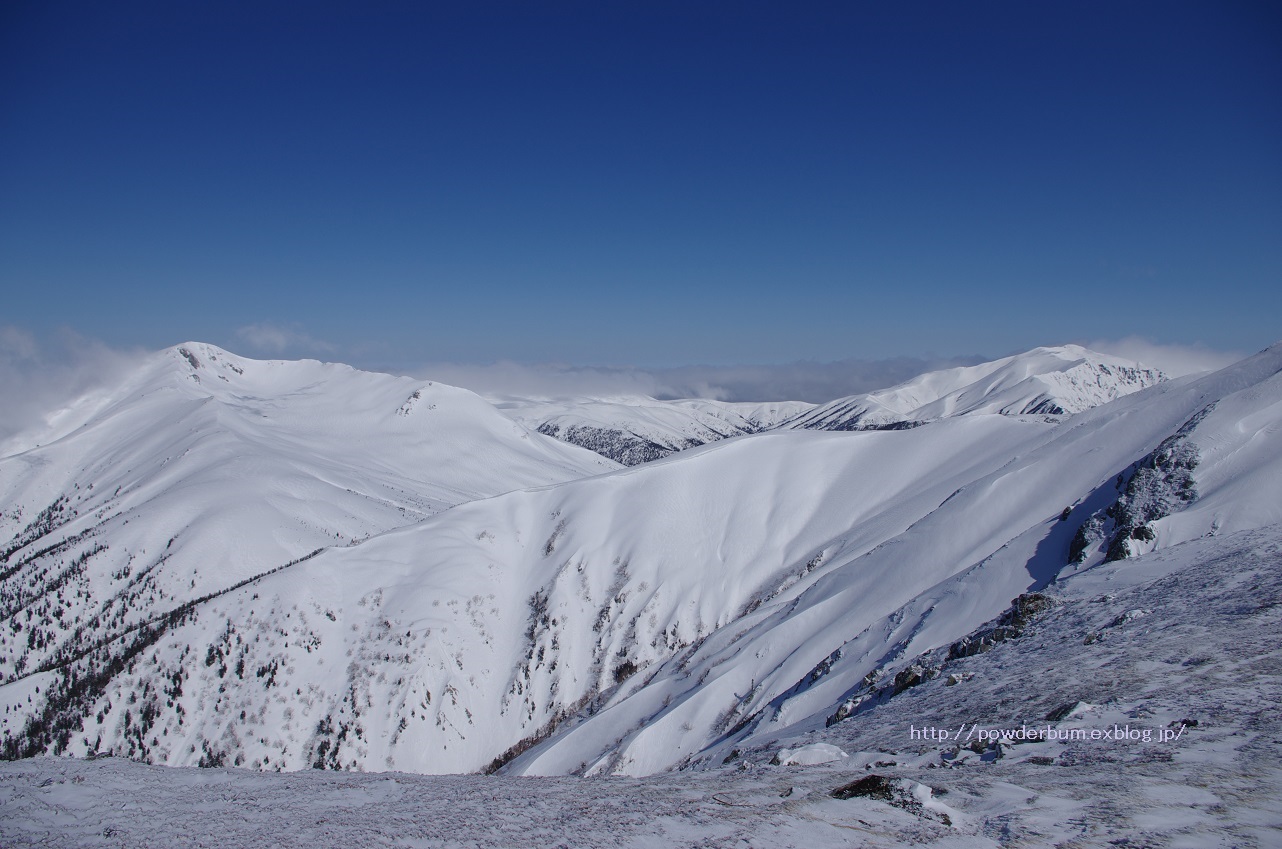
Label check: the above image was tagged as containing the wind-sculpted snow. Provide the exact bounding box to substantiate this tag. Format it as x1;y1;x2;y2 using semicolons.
0;342;1278;787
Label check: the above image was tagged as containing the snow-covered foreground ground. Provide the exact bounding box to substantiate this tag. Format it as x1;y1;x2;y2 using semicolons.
4;525;1279;848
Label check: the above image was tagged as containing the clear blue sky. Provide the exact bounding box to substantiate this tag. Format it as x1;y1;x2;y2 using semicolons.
2;1;1279;369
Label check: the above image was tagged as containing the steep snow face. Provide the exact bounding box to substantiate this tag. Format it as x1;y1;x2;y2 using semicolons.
1065;344;1282;567
781;345;1166;431
497;396;815;466
0;343;616;687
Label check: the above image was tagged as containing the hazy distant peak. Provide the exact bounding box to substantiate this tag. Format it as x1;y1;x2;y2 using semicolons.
781;344;1167;432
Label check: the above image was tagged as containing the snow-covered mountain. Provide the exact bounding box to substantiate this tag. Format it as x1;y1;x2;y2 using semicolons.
2;340;1275;781
0;343;615;694
778;344;1166;432
499;346;1164;465
502;344;1277;776
495;396;815;466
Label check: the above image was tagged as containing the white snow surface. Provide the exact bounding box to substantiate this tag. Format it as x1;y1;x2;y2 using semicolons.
496;395;814;438
0;343;615;683
774;743;848;766
496;344;1275;777
780;344;1166;431
3;523;1279;847
494;395;815;465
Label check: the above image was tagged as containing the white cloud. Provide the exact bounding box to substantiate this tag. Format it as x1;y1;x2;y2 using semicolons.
234;323;333;356
647;357;988;403
0;326;40;360
0;326;148;452
1085;336;1244;378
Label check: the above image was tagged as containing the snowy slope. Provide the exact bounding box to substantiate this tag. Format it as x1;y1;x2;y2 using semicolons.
781;344;1165;431
5;342;1275;781
500;346;1162;465
4;524;1279;848
712;399;817;429
0;343;616;688
511;344;1274;776
496;396;815;466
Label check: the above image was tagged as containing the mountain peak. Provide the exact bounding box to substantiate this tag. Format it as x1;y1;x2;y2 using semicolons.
780;345;1166;432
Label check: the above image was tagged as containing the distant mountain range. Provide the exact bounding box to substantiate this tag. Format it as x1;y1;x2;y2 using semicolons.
500;345;1166;465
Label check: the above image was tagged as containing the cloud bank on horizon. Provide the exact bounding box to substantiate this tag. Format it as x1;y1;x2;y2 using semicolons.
411;339;1246;404
413;356;992;404
215;324;1251;401
1085;337;1243;379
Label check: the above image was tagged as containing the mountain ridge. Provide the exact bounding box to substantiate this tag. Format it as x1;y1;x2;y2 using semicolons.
500;345;1168;465
0;342;617;691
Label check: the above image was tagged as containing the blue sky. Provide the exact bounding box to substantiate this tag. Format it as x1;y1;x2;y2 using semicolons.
2;1;1279;374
